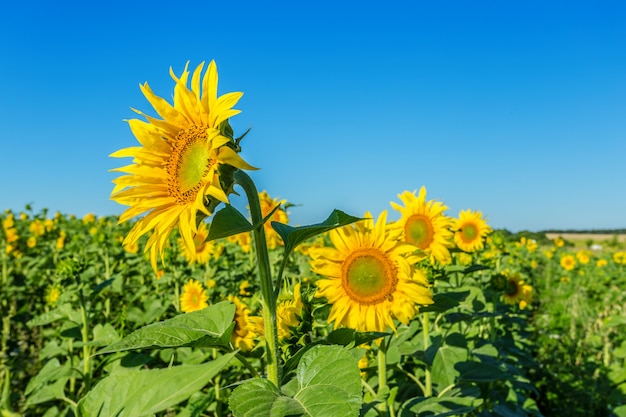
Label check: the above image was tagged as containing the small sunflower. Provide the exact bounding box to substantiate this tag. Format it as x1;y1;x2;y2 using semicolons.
258;191;289;249
309;211;432;333
177;222;215;265
45;285;62;305
276;283;304;340
613;251;626;265
228;295;261;351
453;209;491;252
390;187;453;265
560;254;576;271
502;272;533;309
227;232;252;253
110;61;256;271
180;279;209;313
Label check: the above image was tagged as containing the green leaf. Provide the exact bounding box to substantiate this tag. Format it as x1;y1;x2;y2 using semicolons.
207;205;253;241
272;209;362;256
431;345;468;389
97;301;235;354
27;304;81;327
457;361;509;382
230;345;363;417
405;395;482;416
78;352;236;417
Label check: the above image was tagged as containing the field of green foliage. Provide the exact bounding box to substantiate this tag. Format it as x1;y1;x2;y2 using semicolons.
1;204;625;417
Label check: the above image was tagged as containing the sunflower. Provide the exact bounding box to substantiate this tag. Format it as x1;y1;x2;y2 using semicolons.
180;279;209;313
276;283;304;340
560;254;576;271
258;190;289;249
177;222;215;265
110;61;256;271
502;272;533;309
308;211;432;333
453;209;491;252
389;187;453;265
228;295;261;352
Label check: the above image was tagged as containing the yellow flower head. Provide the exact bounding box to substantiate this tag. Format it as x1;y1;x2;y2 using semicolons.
110;60;257;271
227;232;252;253
554;237;565;247
180;279;209;313
613;251;626;265
560;254;576;271
258;191;289;250
29;220;46;237
239;280;253;297
576;250;591;265
309;211;433;333
45;285;62;305
389;187;454;265
502;272;533;309
276;283;304;340
228;295;260;351
597;259;608;268
27;236;37;248
2;214;14;230
453;210;491;252
83;213;96;224
5;228;18;243
177;222;215;265
56;231;66;250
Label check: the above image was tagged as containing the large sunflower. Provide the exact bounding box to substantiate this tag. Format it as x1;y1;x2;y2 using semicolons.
110;61;255;271
453;209;491;252
309;211;432;333
390;187;454;265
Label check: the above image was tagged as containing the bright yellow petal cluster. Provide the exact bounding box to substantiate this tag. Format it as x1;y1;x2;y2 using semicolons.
228;295;261;352
501;271;533;309
258;191;289;249
276;283;304;340
390;187;454;265
177;222;215;265
613;251;626;265
309;211;432;333
180;279;209;313
453;210;491;252
560;254;576;271
110;61;256;271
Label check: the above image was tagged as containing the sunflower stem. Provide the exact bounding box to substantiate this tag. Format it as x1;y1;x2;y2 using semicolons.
422;311;432;397
234;170;281;387
377;338;389;416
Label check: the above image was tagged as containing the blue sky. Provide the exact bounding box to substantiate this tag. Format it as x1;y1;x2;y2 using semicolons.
1;1;624;232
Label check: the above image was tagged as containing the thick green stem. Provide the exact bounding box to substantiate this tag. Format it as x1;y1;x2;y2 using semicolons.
422;312;432;397
234;170;280;387
377;339;388;416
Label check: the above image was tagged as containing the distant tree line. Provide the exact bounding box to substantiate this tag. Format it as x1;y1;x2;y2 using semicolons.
540;228;626;234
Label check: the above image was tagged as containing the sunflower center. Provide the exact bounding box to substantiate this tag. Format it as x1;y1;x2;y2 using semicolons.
461;223;478;242
167;126;215;204
341;248;398;305
405;214;434;249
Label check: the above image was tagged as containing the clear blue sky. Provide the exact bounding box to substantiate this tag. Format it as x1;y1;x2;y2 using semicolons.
1;1;624;232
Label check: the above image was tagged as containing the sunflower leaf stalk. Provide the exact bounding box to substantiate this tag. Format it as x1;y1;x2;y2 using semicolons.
233;170;281;387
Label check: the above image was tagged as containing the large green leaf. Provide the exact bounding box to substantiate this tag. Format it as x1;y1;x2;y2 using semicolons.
230;345;363;417
97;301;235;354
78;352;236;417
271;209;362;256
431;345;468;389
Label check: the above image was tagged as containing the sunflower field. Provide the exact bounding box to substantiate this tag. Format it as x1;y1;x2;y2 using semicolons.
1;61;626;417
